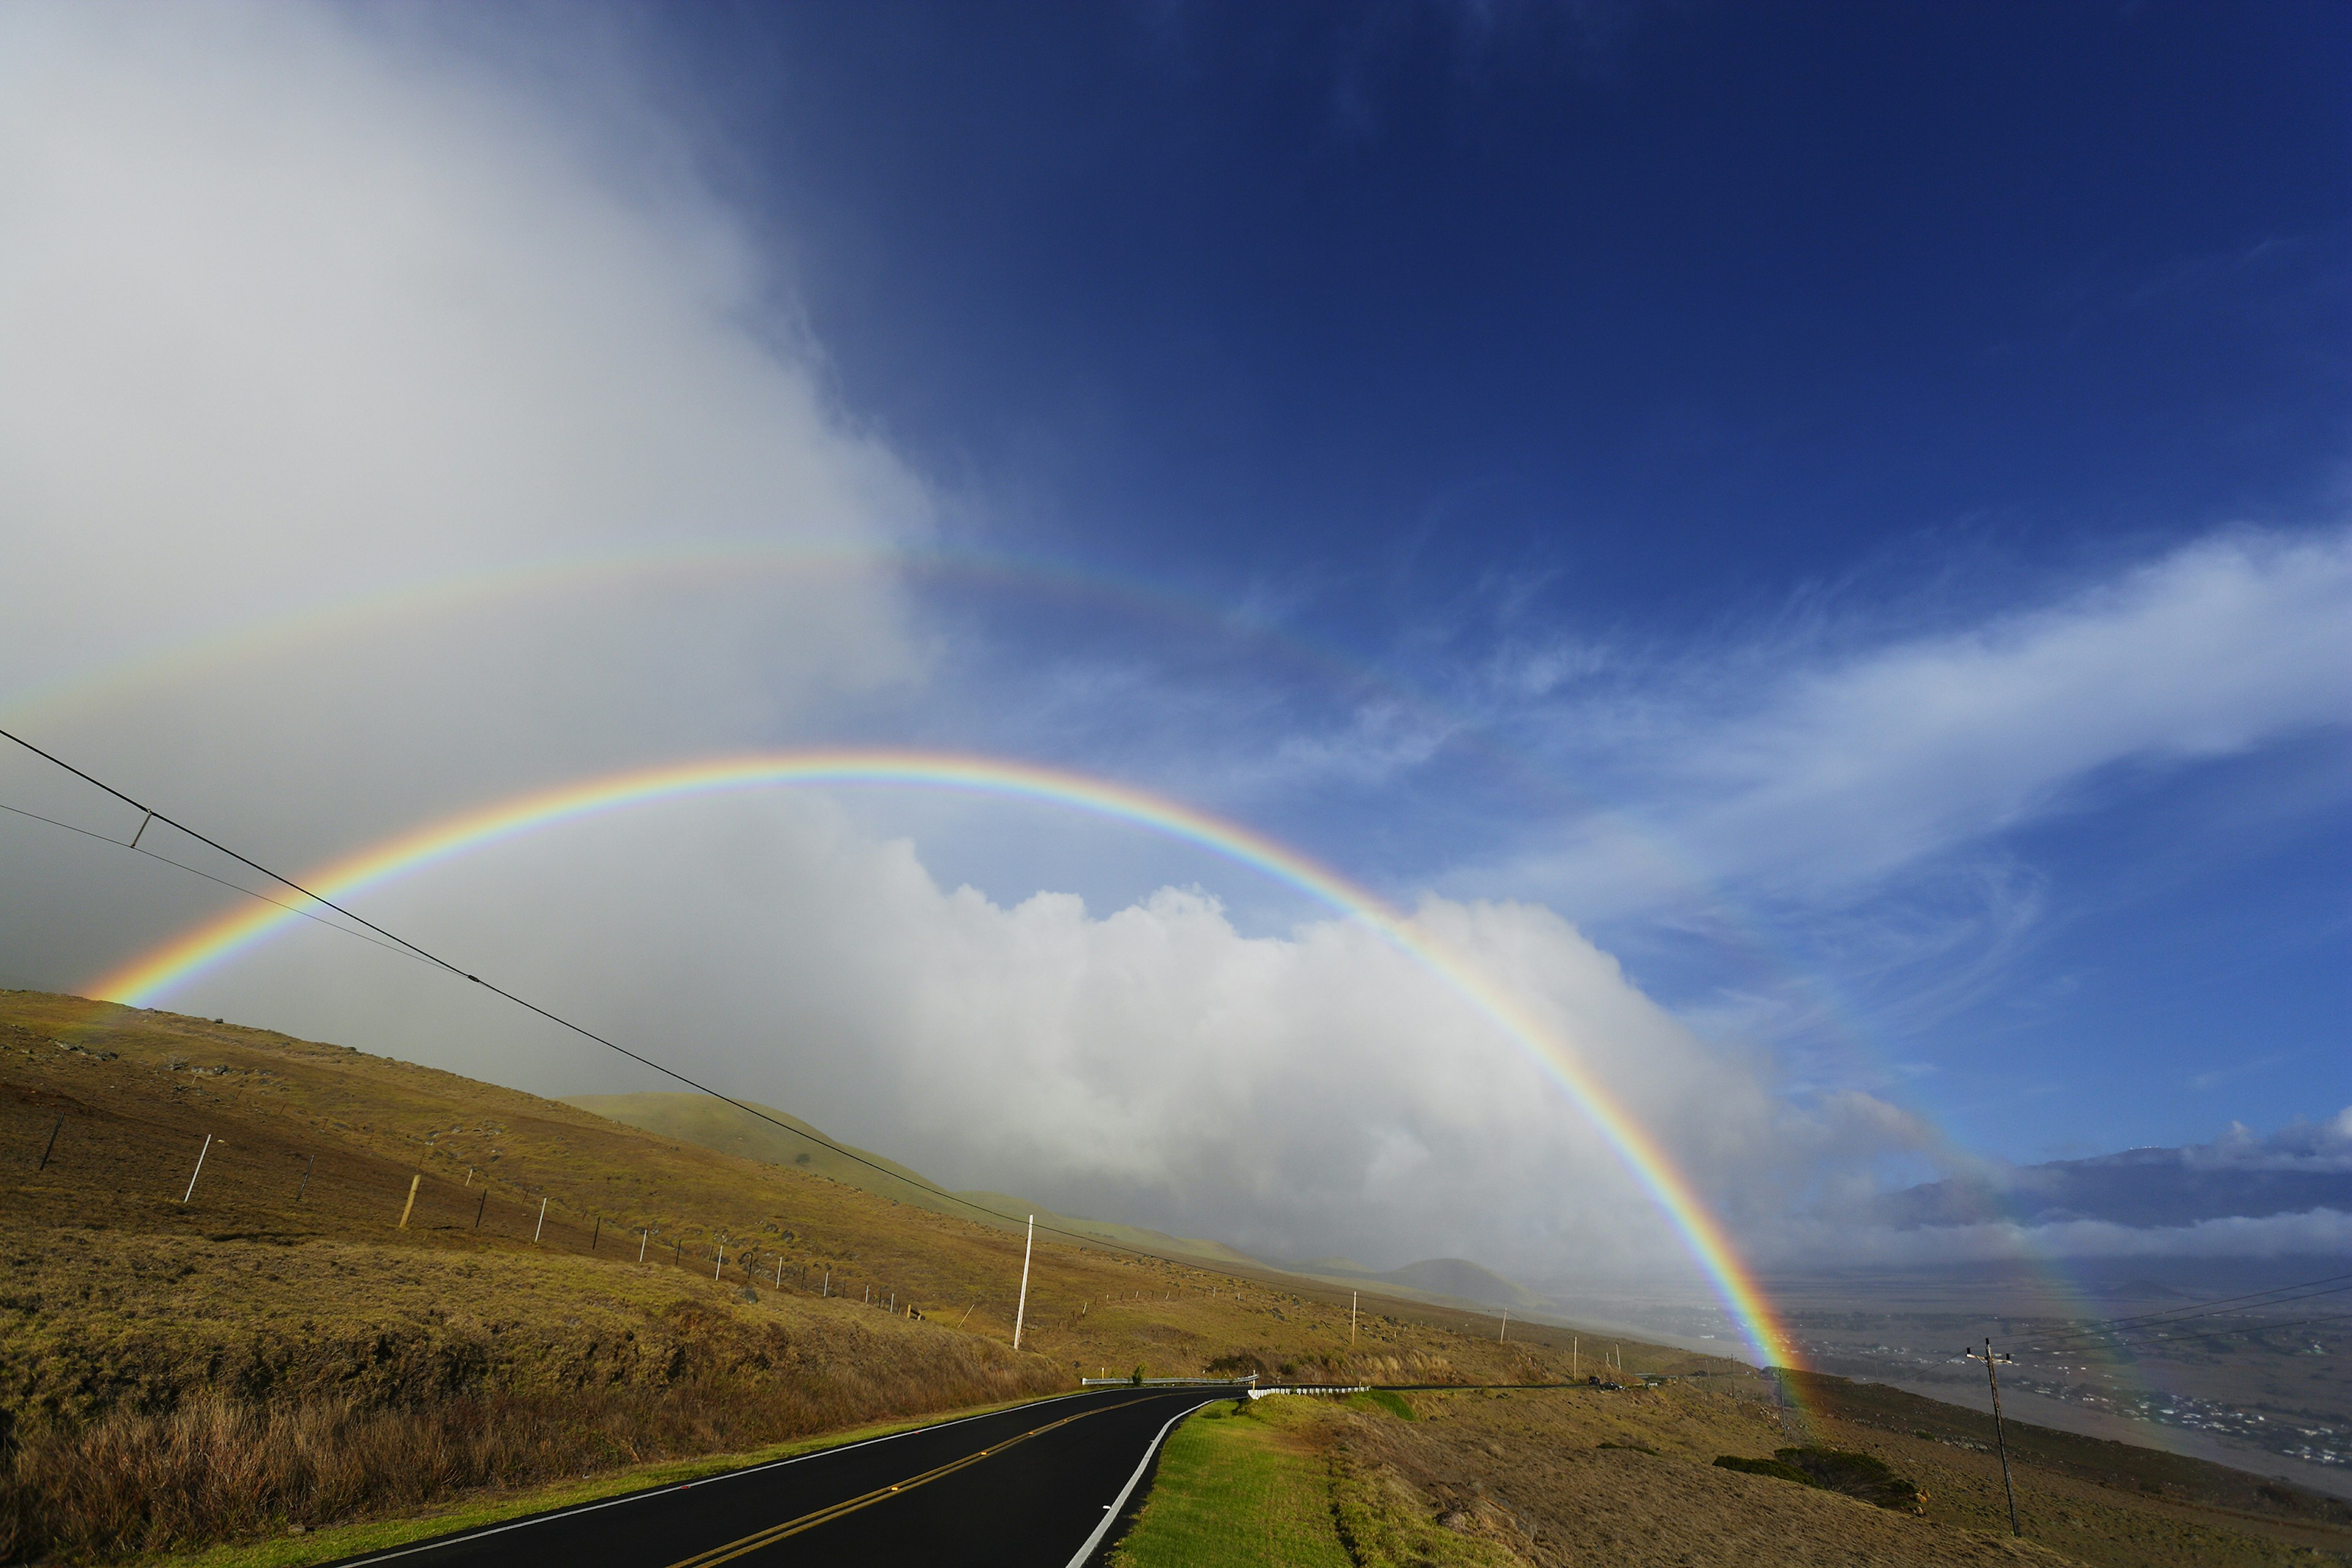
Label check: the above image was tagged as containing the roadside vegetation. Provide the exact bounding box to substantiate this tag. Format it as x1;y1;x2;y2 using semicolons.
0;990;1713;1563
1111;1385;2352;1567
11;989;2341;1567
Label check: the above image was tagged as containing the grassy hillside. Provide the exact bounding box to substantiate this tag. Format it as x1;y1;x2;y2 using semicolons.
1111;1385;2352;1567
564;1091;1260;1265
575;1093;1555;1316
0;989;1725;1563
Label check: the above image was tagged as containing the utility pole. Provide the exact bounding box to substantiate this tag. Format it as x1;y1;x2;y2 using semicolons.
1012;1215;1036;1351
1499;1308;1508;1343
1351;1291;1358;1343
1966;1339;2022;1536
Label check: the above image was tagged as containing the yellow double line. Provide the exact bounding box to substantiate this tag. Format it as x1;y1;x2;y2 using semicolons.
663;1401;1118;1568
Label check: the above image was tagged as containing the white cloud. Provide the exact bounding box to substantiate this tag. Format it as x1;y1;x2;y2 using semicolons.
2188;1108;2352;1174
141;791;1928;1280
1497;529;2352;918
1772;1208;2352;1265
0;4;927;829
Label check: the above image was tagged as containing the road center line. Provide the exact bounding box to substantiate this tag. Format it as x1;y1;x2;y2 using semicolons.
660;1399;1134;1568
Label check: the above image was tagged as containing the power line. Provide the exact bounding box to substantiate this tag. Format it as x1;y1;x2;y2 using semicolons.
0;796;432;969
0;725;1180;1267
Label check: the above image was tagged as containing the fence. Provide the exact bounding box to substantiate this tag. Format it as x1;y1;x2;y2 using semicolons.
0;1069;950;1325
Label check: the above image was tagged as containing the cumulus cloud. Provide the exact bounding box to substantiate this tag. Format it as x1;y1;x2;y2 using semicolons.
2191;1109;2352;1174
139;791;1929;1280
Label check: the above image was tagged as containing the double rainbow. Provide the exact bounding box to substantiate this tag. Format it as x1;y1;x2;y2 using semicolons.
95;747;1798;1368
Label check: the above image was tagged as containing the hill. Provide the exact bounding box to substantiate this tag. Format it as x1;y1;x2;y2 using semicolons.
1294;1254;1547;1312
0;989;1726;1563
564;1091;1261;1266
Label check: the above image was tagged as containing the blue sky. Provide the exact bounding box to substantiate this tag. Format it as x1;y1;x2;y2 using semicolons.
654;2;2351;1161
1;2;2345;1273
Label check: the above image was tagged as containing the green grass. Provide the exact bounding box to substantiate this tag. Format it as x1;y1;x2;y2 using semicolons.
1111;1403;1351;1568
1346;1389;1414;1421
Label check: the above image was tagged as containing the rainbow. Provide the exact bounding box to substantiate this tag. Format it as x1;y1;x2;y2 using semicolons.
93;747;1800;1368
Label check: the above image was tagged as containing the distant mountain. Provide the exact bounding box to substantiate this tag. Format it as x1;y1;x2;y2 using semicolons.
1877;1134;2352;1230
1290;1254;1545;1311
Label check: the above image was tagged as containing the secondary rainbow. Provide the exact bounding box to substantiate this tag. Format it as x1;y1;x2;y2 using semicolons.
94;748;1801;1368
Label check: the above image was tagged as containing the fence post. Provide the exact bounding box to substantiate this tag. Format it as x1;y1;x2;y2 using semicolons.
295;1155;315;1201
397;1174;421;1229
180;1134;212;1204
592;1216;601;1251
34;1117;60;1172
533;1196;547;1243
475;1190;488;1231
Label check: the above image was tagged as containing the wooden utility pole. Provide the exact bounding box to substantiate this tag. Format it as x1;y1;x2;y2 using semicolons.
34;1118;60;1172
1012;1215;1036;1350
397;1174;421;1229
295;1155;315;1201
1351;1291;1358;1343
1499;1308;1509;1343
1967;1339;2022;1536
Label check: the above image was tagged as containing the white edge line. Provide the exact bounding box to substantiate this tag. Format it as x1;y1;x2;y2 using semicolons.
337;1387;1117;1566
1060;1395;1222;1568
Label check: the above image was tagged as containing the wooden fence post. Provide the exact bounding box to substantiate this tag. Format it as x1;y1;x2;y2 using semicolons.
34;1118;60;1172
398;1174;421;1229
475;1190;488;1231
295;1155;315;1201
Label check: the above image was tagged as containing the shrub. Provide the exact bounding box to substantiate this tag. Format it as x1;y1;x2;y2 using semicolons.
1714;1453;1817;1487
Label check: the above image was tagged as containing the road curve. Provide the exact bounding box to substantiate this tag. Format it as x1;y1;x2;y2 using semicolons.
330;1384;1243;1568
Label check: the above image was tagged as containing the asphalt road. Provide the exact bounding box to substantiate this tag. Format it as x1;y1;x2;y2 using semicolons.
334;1384;1245;1568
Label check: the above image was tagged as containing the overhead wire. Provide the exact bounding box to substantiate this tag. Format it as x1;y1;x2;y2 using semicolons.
0;725;1189;1268
0;796;434;970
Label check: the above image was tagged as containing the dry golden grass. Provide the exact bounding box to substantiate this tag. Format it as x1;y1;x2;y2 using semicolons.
0;990;1723;1562
1317;1384;2352;1566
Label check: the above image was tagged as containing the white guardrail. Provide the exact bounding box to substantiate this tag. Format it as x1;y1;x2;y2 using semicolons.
1076;1376;1372;1398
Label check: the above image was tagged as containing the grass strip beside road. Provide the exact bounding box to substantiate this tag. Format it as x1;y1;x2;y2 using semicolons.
1110;1401;1351;1568
138;1390;1087;1568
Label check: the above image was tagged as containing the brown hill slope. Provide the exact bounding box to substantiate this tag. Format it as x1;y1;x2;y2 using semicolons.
564;1090;1259;1265
0;989;1723;1562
